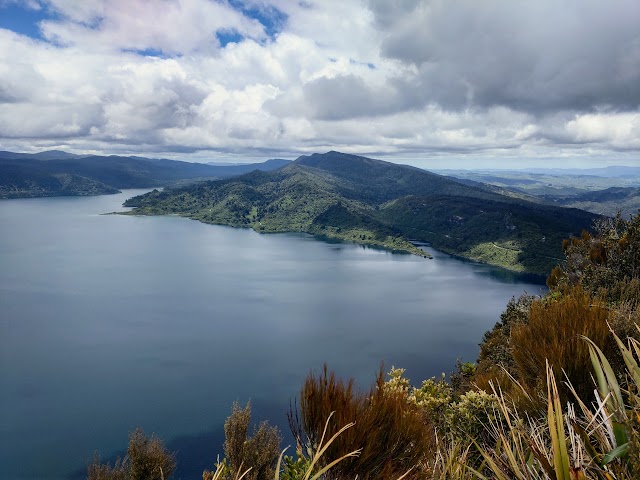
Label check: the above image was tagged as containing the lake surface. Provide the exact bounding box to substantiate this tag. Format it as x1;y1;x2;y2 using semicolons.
0;191;545;480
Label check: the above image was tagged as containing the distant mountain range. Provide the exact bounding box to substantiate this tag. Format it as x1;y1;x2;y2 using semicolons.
124;151;599;276
438;166;640;217
544;186;640;217
436;165;640;179
523;166;640;178
0;150;85;160
0;151;291;199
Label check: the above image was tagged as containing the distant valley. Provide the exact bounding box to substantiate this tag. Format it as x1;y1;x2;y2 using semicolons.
439;167;640;217
124;151;599;276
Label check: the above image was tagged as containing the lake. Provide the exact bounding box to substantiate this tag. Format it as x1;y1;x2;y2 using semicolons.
0;190;546;480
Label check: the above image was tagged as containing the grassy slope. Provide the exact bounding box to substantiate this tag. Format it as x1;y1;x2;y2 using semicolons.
124;152;599;275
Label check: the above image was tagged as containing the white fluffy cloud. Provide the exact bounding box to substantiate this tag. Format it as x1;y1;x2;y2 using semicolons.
0;0;638;167
40;0;267;52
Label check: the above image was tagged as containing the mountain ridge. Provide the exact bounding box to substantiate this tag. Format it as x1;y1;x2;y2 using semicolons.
0;151;291;198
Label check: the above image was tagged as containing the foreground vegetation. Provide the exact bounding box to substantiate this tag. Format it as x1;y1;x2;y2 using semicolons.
90;211;639;479
124;151;598;275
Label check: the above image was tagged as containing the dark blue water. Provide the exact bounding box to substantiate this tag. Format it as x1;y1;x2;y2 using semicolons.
0;191;545;479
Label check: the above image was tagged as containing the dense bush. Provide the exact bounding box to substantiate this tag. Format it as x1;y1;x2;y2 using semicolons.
474;294;534;390
549;212;640;307
384;367;501;465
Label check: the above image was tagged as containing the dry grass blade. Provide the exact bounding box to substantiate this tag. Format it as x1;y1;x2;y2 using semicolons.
273;447;288;480
432;439;475;479
207;461;252;480
394;467;415;480
304;413;360;480
234;463;252;480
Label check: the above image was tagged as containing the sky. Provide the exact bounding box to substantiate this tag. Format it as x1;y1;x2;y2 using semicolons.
0;0;638;169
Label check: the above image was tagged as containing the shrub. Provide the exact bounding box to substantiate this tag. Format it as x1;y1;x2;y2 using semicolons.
386;367;502;466
450;360;477;396
551;212;640;308
473;294;536;407
204;401;281;480
469;329;640;480
87;428;176;480
476;294;535;377
87;456;126;480
408;374;452;432
445;390;500;443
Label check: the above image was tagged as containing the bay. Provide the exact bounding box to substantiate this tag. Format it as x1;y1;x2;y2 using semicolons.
0;190;545;479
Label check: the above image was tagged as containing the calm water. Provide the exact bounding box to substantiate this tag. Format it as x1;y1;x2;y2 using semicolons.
0;191;545;480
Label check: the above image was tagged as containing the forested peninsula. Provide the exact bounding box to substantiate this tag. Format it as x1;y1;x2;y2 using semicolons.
124;151;598;276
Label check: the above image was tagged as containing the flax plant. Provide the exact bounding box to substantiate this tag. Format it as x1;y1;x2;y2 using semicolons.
449;329;640;480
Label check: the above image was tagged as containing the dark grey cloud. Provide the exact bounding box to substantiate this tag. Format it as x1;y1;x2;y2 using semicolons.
99;73;209;136
369;0;640;114
0;103;105;139
302;74;413;120
0;85;20;103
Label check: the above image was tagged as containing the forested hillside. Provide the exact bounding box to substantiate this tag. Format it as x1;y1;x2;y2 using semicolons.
0;163;119;198
124;151;598;275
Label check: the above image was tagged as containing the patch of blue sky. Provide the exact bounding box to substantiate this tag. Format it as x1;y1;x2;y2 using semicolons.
0;2;56;40
216;30;244;47
227;0;287;40
349;58;376;69
121;47;173;58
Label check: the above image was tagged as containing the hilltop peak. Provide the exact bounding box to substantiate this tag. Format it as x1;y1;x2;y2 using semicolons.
294;151;405;172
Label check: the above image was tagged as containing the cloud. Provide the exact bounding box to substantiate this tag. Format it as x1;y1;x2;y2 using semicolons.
0;0;638;166
39;0;267;54
369;0;640;113
299;75;399;120
0;0;41;10
563;112;640;149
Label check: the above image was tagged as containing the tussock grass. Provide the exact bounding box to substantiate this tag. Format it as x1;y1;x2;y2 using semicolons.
289;364;434;480
511;285;611;404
